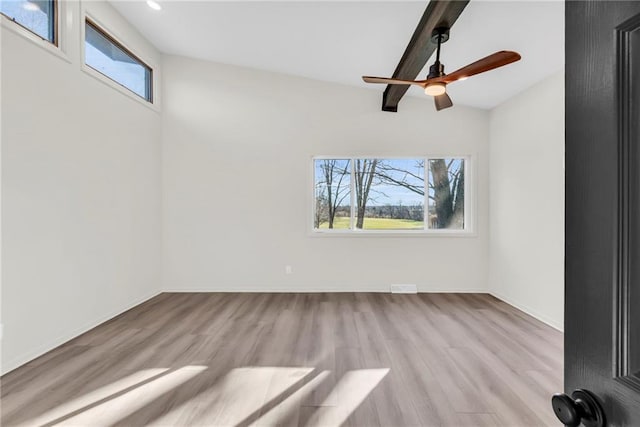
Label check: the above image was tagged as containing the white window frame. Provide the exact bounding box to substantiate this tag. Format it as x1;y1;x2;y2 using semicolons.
0;0;71;63
80;12;159;111
310;155;476;237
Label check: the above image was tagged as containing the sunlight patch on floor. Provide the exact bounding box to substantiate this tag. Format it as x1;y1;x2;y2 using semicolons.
253;370;331;426
20;368;169;426
18;366;388;426
24;366;207;426
305;369;390;426
173;367;316;426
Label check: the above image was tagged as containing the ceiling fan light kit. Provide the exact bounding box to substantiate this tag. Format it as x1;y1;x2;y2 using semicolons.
362;26;521;111
424;83;446;96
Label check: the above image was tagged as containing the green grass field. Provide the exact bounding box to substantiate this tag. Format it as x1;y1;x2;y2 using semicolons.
318;217;423;230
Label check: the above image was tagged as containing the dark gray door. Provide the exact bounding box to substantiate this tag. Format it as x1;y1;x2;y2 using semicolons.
563;1;640;426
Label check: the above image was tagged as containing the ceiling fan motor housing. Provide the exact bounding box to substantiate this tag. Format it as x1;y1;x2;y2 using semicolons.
428;62;445;79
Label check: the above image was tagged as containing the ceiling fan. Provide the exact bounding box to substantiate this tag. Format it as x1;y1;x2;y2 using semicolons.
362;27;521;111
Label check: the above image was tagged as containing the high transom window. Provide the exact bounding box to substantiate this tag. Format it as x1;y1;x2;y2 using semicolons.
84;19;153;102
0;0;56;43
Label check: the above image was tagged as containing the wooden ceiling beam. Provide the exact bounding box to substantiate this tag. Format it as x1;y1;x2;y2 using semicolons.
382;0;470;112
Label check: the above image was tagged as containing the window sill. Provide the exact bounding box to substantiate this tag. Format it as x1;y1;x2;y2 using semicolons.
80;63;160;112
309;230;478;238
1;15;71;64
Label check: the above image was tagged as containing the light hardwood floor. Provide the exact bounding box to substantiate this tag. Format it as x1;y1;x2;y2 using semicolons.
1;293;562;426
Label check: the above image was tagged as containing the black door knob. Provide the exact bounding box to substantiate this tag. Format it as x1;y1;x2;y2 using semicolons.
551;389;605;427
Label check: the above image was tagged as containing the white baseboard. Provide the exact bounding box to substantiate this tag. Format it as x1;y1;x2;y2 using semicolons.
489;291;564;332
162;287;487;294
1;290;162;375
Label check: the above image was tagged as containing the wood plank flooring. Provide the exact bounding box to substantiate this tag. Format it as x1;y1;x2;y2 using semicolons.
0;293;563;426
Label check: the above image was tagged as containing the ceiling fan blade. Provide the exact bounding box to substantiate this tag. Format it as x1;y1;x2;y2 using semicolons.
437;51;521;84
434;92;453;111
362;76;426;86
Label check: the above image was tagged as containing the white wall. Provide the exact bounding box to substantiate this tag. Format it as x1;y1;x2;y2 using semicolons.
162;56;490;293
1;1;162;373
488;71;565;330
1;2;564;374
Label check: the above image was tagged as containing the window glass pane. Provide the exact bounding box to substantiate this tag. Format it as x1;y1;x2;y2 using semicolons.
0;0;55;42
84;21;152;102
314;159;351;229
428;158;465;230
355;158;424;230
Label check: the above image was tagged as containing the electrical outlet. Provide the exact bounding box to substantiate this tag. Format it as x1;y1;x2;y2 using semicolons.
390;284;417;294
285;265;293;275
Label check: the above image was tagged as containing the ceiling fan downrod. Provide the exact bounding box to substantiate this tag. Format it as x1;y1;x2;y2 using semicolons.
428;26;450;79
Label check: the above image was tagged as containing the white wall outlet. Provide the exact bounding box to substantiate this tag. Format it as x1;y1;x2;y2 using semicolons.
390;284;418;294
285;265;293;275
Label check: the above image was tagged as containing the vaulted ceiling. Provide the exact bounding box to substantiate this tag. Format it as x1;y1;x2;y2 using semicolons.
111;1;564;110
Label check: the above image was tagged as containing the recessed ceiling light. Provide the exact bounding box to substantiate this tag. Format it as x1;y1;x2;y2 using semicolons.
22;1;40;11
146;0;162;11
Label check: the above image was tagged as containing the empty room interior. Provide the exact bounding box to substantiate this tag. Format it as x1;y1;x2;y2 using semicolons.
0;0;572;426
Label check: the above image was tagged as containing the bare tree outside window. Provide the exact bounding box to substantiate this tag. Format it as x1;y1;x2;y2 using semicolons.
313;157;466;232
353;159;378;229
428;159;465;229
314;159;351;229
356;159;424;230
